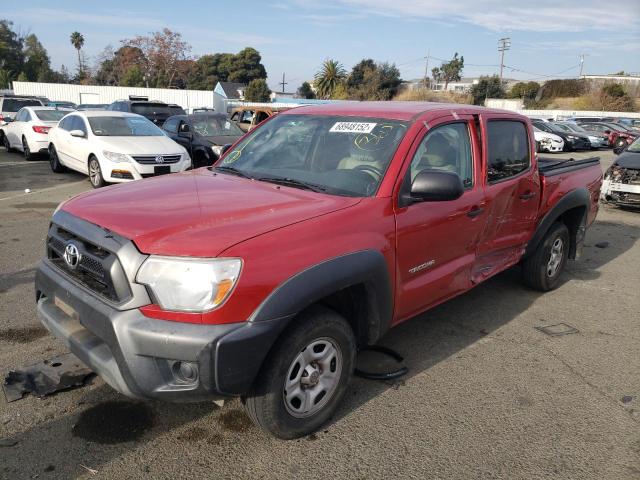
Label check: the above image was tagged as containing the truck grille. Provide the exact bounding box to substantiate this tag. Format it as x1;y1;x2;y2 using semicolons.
132;155;181;165
46;224;131;303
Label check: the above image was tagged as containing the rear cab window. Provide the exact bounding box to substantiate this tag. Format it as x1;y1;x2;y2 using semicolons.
131;103;171;116
486;120;530;182
2;98;43;112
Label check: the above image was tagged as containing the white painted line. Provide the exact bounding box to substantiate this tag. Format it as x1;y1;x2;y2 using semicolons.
0;162;42;167
0;180;86;202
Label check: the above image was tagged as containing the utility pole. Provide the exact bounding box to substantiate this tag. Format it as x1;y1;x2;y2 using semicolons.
423;48;430;89
279;73;288;93
498;37;511;84
579;54;587;77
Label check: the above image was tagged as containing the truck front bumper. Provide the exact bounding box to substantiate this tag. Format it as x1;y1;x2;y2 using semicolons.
35;259;288;402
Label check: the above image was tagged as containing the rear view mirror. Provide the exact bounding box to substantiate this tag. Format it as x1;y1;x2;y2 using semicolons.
407;170;464;203
69;129;85;138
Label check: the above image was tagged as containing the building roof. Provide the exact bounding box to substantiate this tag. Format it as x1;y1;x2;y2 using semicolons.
217;82;246;99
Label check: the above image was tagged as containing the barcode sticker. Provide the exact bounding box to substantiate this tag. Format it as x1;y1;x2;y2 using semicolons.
329;122;377;133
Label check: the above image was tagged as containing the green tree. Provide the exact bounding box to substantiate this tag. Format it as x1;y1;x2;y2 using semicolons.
70;31;85;78
187;49;266;90
0;20;24;77
438;53;464;89
297;81;315;99
470;75;505;105
228;47;267;84
244;78;271;102
348;61;402;100
120;65;145;87
314;59;347;99
0;69;12;89
347;58;376;90
508;81;540;100
23;34;52;81
16;71;28;82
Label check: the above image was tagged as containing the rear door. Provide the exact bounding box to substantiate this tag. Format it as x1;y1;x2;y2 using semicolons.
473;116;540;283
395;115;487;320
6;108;27;147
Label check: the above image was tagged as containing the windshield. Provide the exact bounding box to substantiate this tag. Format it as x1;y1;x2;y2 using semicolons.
34;110;69;122
131;103;171;116
553;124;572;133
3;99;42;112
560;123;586;133
192;116;244;137
218;114;408;197
88;116;165;136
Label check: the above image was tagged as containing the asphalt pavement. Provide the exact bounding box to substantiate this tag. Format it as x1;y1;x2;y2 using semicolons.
0;146;638;480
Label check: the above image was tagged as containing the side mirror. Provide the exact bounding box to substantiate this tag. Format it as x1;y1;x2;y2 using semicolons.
406;170;464;203
69;129;85;138
220;144;232;156
178;124;191;138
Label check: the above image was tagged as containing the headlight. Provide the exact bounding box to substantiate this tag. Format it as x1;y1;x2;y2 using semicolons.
211;145;224;158
103;150;129;163
566;135;578;140
136;256;242;312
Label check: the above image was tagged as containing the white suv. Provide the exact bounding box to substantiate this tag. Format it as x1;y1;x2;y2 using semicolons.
48;111;191;188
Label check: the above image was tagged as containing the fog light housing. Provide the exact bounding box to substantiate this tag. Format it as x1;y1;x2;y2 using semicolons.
171;361;199;384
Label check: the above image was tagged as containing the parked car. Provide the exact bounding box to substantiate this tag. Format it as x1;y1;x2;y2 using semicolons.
107;96;174;126
601;137;640;207
531;119;591;151
36;102;603;439
533;126;564;153
0;106;73;160
578;122;637;149
47;101;77;110
0;95;44;125
162;113;244;168
229;106;289;132
168;104;187;116
602;117;640;132
552;122;609;149
192;107;216;114
566;116;603;123
77;104;109;111
47;111;190;188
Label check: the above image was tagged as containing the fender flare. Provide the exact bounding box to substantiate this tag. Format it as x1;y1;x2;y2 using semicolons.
524;188;590;259
251;250;393;337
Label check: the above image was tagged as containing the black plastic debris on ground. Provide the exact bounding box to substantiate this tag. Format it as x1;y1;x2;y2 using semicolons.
2;353;94;402
535;323;580;337
594;241;610;249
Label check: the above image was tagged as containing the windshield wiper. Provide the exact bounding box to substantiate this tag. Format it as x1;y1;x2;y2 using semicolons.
212;165;253;179
257;176;327;193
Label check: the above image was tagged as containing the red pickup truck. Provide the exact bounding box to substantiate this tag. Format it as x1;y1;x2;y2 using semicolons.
35;102;602;439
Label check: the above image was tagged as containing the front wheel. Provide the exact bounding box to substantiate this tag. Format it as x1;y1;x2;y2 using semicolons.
49;145;66;172
522;222;570;291
243;306;356;439
88;156;106;188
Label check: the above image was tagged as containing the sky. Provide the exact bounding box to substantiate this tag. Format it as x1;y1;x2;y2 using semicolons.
3;0;640;90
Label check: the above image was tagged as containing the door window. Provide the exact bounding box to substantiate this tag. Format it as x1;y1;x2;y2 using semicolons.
58;116;72;131
14;109;26;122
487;121;530;182
240;111;254;123
163;117;179;133
68;116;87;135
408;122;474;188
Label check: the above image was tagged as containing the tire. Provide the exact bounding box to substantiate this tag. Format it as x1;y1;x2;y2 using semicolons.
522;222;570;291
2;132;13;152
88;156;106;188
243;305;356;439
22;137;34;161
49;145;66;173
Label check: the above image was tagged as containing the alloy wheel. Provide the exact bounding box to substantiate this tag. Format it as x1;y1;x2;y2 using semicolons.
546;237;564;277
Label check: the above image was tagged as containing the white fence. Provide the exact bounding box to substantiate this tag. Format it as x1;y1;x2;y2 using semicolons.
12;81;215;110
518;109;640;120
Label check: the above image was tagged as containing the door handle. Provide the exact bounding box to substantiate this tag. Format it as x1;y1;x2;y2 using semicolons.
467;206;484;218
519;191;536;200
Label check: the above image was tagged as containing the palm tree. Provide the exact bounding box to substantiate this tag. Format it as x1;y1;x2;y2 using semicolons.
314;59;346;99
70;32;85;76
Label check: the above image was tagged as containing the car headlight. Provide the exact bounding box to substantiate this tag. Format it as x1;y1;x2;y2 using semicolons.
566;135;578;140
103;150;129;163
136;256;242;312
211;145;224;158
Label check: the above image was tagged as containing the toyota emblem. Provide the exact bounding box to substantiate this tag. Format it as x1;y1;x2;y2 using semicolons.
63;242;82;270
155;155;165;163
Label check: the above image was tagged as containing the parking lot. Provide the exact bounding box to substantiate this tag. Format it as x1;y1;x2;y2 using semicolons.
0;146;639;479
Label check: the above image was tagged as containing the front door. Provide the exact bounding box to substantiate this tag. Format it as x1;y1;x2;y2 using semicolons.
473;117;540;283
395;115;487;321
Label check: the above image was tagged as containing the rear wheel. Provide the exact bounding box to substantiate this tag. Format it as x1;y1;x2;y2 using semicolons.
243;306;356;439
522;222;570;291
22;137;34;161
88;156;106;188
2;132;13;152
49;145;66;173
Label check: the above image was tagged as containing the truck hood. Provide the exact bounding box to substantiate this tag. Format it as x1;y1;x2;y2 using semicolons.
61;169;361;257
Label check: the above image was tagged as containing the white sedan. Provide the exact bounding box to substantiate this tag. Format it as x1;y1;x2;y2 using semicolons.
1;107;72;160
48;111;191;188
533;127;564;153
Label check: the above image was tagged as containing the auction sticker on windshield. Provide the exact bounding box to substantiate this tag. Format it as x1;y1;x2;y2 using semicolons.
330;122;377;133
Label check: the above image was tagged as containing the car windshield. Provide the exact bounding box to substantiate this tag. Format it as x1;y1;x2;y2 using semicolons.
605;123;628;132
3;99;42;112
560;123;587;133
217;114;409;197
88;116;165;136
192;116;244;137
553;124;572;132
131;103;171;116
34;110;69;121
